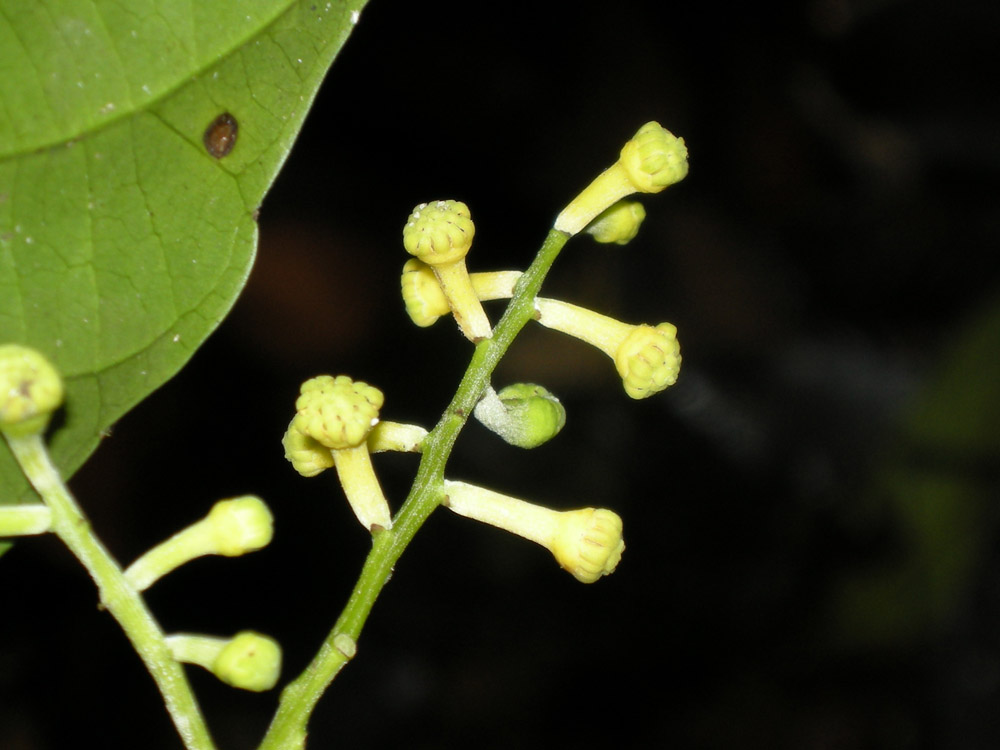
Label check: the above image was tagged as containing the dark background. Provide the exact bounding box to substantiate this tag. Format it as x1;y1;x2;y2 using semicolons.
4;0;1000;747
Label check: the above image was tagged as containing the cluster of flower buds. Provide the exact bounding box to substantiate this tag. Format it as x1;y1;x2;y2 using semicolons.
120;496;283;690
401;266;680;400
282;374;426;532
1;345;283;691
403;200;492;341
392;122;688;581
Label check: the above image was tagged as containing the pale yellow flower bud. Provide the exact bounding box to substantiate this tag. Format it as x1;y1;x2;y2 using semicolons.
285;375;392;531
402;201;492;340
443;480;624;583
554;121;688;236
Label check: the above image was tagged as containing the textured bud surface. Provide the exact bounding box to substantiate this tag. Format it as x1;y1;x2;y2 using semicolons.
402;200;475;265
615;323;681;399
214;631;282;692
551;508;625;583
0;344;64;436
619;122;689;194
294;375;383;449
401;258;450;326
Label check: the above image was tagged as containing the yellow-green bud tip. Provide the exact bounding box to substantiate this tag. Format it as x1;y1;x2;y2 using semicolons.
402;200;475;266
213;631;282;692
585;200;647;245
615;323;681;399
0;344;64;437
552;508;625;583
206;496;274;556
293;375;383;449
620;121;689;194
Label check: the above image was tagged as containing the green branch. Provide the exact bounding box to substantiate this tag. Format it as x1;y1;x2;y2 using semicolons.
4;432;217;750
258;228;570;750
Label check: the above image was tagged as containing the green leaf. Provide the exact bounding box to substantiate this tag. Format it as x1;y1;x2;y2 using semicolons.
0;0;369;515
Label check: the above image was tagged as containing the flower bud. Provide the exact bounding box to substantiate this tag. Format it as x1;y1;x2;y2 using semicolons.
166;631;282;692
124;496;274;591
443;480;625;583
285;375;393;531
585;200;646;245
0;344;64;437
615;323;681;399
554;121;688;236
402;201;491;340
474;383;566;449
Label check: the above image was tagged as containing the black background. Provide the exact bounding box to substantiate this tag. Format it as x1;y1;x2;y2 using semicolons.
4;0;1000;747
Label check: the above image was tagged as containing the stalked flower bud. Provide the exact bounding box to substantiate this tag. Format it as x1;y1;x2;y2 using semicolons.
166;631;282;692
0;344;64;438
534;298;681;399
473;383;566;449
443;480;624;583
286;375;392;531
584;200;647;245
123;496;273;592
554;121;688;236
403;201;492;340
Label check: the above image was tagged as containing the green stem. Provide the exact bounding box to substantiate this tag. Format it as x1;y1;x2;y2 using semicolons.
4;432;216;750
258;228;570;750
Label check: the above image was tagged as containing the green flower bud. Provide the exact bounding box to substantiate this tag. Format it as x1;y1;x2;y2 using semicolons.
213;631;282;692
584;200;646;245
124;496;274;591
0;344;64;437
166;631;282;692
473;383;566;449
204;496;274;556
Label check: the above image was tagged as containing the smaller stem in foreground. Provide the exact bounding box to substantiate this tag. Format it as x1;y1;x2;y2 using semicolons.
4;432;217;750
